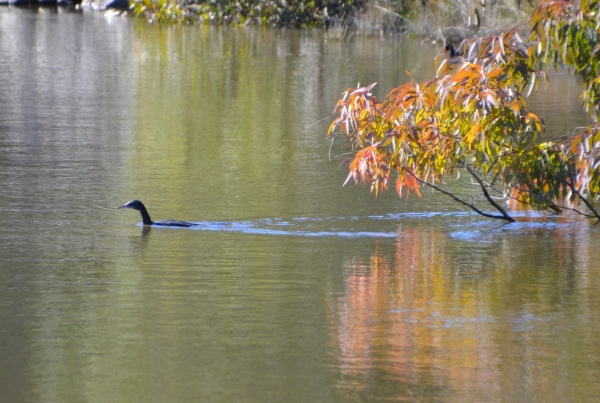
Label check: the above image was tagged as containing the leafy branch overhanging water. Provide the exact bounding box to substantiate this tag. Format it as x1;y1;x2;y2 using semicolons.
328;0;600;222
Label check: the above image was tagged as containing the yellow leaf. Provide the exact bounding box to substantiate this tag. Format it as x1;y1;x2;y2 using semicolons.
327;120;338;137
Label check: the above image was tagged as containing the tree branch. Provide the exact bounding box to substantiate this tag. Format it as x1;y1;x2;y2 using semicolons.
568;182;600;221
551;201;597;218
465;165;516;222
404;168;515;222
484;182;598;219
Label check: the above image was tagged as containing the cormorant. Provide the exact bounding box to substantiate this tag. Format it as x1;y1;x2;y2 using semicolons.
445;43;464;58
118;200;195;227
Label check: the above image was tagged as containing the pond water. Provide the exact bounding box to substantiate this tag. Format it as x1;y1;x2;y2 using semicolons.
1;7;599;403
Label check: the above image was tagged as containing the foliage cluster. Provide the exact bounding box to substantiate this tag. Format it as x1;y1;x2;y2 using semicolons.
531;0;600;118
130;0;192;23
130;0;366;26
127;0;527;30
329;0;600;221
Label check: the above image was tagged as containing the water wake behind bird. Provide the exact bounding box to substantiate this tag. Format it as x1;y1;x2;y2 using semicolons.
135;218;398;238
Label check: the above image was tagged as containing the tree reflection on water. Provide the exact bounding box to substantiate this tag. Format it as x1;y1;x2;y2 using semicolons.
327;222;600;402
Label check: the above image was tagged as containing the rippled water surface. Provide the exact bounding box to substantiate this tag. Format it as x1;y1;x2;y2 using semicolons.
1;7;599;403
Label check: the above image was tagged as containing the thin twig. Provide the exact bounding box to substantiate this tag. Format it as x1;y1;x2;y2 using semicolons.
466;165;515;222
569;183;600;220
494;184;597;218
551;202;597;218
330;151;358;161
304;115;333;129
328;136;335;160
404;168;515;222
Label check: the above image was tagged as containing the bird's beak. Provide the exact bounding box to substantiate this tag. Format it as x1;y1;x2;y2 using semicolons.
117;204;131;210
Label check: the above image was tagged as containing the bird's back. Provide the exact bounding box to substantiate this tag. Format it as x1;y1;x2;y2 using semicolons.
153;219;195;228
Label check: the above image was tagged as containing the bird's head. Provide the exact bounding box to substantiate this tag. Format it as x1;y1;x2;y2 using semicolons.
445;43;461;57
118;200;146;211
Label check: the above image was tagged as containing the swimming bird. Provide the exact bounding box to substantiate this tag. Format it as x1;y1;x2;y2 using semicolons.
118;200;195;227
445;43;464;58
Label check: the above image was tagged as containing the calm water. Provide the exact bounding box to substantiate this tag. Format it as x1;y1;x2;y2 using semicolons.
1;7;599;403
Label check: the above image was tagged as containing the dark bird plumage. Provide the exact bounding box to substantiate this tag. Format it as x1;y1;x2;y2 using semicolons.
118;200;195;227
445;43;464;58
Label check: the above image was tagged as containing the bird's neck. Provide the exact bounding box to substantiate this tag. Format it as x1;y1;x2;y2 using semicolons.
138;206;154;225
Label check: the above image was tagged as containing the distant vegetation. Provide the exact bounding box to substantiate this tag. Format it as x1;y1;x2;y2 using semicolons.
129;0;366;26
128;0;532;34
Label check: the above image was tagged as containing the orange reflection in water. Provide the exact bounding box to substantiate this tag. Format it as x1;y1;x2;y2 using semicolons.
326;220;600;401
